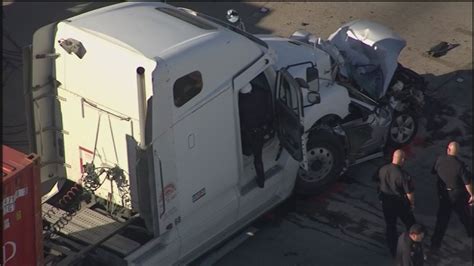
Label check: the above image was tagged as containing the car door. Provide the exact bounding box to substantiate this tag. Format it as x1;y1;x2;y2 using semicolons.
275;68;305;163
340;94;390;161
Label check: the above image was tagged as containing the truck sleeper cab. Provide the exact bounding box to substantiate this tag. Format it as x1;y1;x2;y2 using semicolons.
26;2;333;265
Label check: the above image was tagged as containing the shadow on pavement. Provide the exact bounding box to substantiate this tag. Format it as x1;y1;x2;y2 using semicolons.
253;68;473;265
422;69;473;151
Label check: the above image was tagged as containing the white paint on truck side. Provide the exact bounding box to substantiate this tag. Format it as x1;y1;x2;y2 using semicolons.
52;22;156;208
29;2;357;265
33;2;265;209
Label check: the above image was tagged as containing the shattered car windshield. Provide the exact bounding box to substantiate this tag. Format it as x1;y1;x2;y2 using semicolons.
329;20;407;100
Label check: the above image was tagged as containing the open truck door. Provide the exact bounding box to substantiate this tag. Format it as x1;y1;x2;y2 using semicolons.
275;69;305;163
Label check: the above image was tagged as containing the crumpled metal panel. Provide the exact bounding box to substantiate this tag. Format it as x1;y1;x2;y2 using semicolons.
329;20;406;99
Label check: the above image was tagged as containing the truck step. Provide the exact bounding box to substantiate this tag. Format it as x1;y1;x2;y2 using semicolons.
42;203;140;256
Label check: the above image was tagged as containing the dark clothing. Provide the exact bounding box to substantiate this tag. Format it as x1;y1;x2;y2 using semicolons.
243;128;265;187
238;87;271;130
239;87;271;188
381;194;416;257
431;189;472;247
377;164;414;197
396;232;424;266
432;155;471;189
431;155;473;247
375;163;416;256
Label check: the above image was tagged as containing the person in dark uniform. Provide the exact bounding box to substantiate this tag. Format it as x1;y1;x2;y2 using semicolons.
374;149;416;257
239;83;270;188
430;141;473;250
396;223;426;266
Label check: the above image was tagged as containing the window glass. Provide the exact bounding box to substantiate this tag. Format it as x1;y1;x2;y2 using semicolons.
173;71;203;107
250;72;271;92
279;77;299;115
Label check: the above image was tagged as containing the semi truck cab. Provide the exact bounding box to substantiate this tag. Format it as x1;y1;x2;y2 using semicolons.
25;2;350;264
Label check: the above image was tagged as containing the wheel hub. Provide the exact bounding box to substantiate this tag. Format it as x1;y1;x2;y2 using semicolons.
301;147;334;183
391;114;415;143
310;160;322;171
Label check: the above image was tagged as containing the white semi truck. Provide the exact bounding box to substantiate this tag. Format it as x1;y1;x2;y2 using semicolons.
23;2;424;265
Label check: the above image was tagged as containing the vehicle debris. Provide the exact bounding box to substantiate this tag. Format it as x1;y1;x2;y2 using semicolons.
427;41;460;58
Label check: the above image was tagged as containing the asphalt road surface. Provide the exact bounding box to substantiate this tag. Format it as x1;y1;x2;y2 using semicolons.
2;2;472;266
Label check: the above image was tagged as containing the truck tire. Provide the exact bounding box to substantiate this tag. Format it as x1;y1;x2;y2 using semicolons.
295;130;344;195
387;111;418;148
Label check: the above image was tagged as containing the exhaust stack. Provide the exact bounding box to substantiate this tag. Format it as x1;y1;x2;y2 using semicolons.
136;66;147;149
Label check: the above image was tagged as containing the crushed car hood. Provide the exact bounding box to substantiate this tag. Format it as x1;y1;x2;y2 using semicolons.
328;20;406;99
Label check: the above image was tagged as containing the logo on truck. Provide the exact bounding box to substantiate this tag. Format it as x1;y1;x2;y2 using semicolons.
159;183;177;204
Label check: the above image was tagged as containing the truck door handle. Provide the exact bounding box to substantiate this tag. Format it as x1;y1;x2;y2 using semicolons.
158;157;166;218
188;133;195;149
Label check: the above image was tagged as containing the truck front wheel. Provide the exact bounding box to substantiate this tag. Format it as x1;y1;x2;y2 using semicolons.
295;131;344;195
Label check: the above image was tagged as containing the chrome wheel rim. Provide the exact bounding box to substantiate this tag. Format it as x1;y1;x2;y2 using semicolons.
300;147;334;182
390;114;415;144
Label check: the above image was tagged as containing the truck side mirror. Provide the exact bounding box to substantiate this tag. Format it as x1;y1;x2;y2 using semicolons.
306;67;319;83
306;67;320;92
295;77;309;89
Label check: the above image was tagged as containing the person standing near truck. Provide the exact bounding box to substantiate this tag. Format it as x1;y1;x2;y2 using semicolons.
430;141;473;250
395;223;426;266
374;149;416;257
238;83;269;188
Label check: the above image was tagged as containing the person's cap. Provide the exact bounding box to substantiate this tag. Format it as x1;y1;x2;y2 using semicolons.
240;83;253;94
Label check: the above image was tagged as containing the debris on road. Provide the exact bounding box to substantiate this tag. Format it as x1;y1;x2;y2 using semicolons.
427;41;460;58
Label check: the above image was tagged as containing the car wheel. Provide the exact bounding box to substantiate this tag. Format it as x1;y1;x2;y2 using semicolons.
388;111;418;147
295;130;344;195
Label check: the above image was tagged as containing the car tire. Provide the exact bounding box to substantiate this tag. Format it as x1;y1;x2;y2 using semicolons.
294;130;345;195
387;111;418;148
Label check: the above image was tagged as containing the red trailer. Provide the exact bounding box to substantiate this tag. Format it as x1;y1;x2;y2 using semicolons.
2;145;43;266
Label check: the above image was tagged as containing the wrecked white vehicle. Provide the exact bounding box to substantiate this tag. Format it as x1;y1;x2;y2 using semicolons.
327;20;426;146
287;20;426;193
